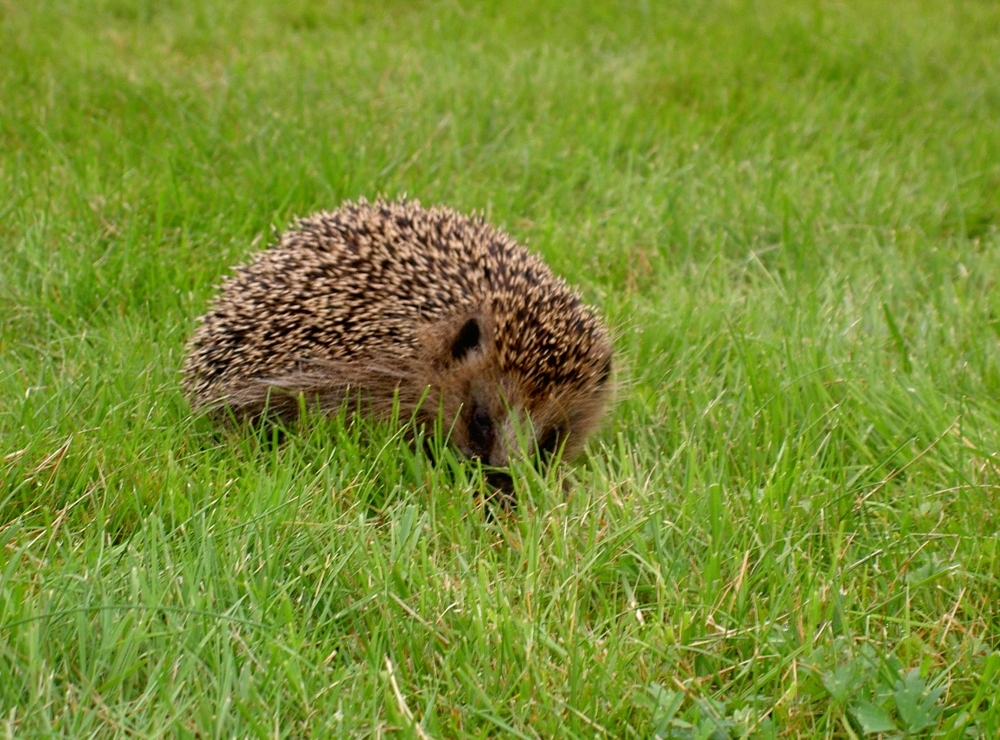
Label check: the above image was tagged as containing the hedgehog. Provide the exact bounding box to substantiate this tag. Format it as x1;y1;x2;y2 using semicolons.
182;198;613;481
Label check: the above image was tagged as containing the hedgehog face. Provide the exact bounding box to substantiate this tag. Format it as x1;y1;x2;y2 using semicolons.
423;311;613;476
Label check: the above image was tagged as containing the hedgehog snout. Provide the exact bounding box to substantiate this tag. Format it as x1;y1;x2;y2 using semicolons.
466;401;497;462
456;387;522;469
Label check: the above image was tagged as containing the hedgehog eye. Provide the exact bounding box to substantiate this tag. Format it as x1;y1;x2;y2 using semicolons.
467;402;494;457
451;318;481;361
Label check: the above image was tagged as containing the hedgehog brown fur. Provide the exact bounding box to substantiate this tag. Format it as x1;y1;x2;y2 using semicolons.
182;197;613;472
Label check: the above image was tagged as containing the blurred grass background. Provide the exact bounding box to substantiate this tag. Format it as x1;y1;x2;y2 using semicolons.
1;0;999;737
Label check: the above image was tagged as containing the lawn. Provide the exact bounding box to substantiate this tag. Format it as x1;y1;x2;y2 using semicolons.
2;0;999;737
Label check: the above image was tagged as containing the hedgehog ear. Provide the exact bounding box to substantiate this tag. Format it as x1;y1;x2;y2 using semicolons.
451;318;482;361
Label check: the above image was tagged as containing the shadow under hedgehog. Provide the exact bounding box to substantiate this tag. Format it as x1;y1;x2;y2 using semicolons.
182;198;613;484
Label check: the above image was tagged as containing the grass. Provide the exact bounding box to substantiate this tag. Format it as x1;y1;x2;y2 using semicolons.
2;0;999;736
